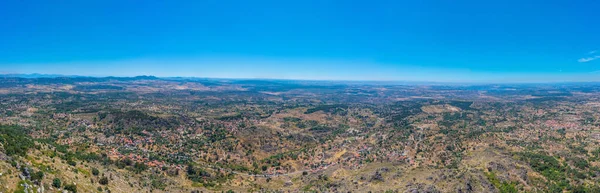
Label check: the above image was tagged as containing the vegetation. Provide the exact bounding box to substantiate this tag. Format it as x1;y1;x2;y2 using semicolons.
1;77;600;192
0;125;34;156
52;178;62;188
99;177;109;185
91;168;100;176
64;183;77;193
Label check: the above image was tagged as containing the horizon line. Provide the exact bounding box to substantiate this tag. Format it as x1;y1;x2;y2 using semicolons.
2;73;600;85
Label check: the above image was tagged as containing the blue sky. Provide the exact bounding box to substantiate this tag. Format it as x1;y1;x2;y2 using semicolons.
1;0;599;82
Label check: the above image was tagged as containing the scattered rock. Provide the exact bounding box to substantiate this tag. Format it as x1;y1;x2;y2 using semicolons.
370;171;384;182
405;182;440;193
487;162;506;173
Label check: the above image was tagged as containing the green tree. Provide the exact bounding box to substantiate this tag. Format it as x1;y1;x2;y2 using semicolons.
99;176;109;185
133;162;148;173
31;171;44;182
64;183;77;193
52;178;62;188
91;168;100;176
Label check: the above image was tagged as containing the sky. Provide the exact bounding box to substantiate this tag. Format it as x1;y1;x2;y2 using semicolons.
1;0;600;83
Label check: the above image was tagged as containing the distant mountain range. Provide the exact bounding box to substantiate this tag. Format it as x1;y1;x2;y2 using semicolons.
0;73;160;80
0;73;77;78
3;73;600;86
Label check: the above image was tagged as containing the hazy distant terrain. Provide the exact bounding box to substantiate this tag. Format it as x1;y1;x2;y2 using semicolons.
2;76;600;192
